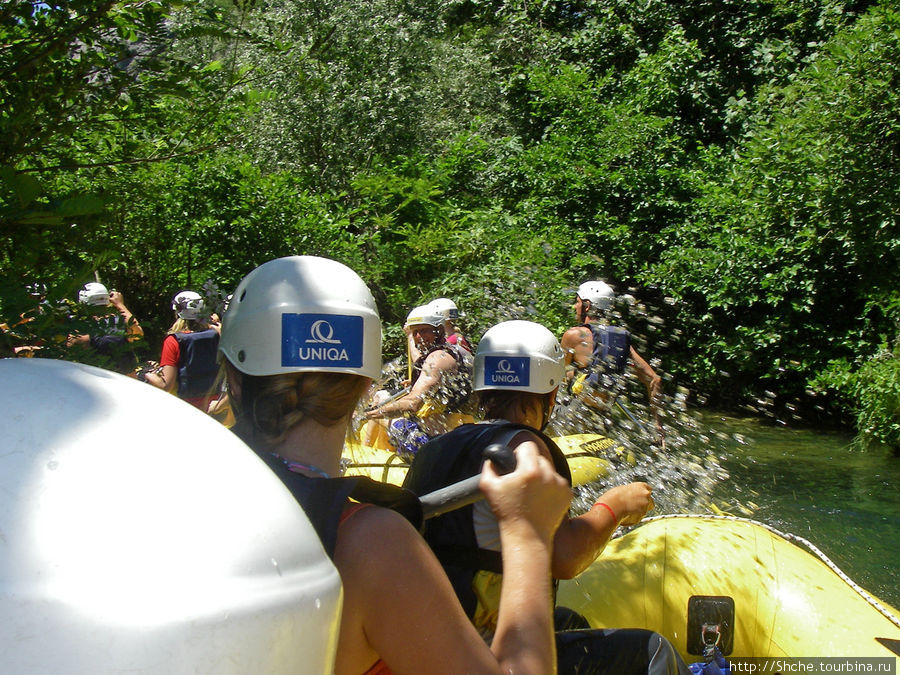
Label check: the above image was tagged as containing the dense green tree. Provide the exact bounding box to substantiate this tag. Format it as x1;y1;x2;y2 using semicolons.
1;0;247;354
649;3;900;427
2;0;897;445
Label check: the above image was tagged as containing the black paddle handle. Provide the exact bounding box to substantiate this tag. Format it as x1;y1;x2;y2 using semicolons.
419;443;517;520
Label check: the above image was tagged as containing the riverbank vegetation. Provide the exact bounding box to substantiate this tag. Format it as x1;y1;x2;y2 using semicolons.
2;0;898;448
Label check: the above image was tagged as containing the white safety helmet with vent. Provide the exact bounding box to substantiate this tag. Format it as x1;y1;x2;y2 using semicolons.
577;280;615;313
0;358;341;673
429;297;460;321
474;320;564;394
404;304;444;329
172;290;205;321
220;256;382;380
78;282;109;306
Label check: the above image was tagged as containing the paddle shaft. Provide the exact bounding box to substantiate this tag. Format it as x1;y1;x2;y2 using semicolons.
419;443;517;520
616;398;652;436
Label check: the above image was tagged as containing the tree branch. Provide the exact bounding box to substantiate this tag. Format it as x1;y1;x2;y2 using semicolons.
18;136;243;173
0;0;119;80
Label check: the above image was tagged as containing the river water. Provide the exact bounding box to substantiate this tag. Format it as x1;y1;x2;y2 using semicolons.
548;399;899;609
703;414;899;610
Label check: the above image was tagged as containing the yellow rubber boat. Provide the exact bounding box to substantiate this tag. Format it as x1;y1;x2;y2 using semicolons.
343;432;628;487
557;515;900;662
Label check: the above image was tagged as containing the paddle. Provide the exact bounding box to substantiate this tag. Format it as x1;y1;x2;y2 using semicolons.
615;399;653;436
419;443;517;520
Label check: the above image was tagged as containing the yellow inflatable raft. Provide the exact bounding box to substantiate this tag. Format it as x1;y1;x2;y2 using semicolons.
343;432;628;487
557;515;900;662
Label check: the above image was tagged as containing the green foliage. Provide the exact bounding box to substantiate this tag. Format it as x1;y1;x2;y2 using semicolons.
647;3;900;415
852;348;900;449
2;0;897;449
814;342;900;449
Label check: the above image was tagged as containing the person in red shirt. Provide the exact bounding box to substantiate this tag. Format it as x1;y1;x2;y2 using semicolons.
143;290;219;410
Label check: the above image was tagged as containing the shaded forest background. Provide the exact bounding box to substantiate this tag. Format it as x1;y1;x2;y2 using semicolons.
2;0;898;448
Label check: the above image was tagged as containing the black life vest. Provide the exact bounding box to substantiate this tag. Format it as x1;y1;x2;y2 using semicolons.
89;315;139;372
255;450;423;560
402;421;571;620
174;329;220;399
89;314;127;355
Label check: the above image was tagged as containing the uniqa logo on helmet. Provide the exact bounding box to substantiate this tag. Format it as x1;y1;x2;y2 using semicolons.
483;356;530;387
280;314;364;368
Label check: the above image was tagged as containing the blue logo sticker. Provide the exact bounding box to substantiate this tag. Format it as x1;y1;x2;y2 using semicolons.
483;356;530;387
282;314;364;368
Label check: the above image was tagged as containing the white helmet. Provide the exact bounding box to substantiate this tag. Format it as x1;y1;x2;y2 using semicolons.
429;297;460;321
474;320;564;394
404;304;444;329
577;280;615;312
0;358;341;673
220;256;382;380
78;282;109;306
172;290;205;321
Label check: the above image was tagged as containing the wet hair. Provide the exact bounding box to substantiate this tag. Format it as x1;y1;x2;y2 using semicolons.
232;368;369;448
478;389;554;427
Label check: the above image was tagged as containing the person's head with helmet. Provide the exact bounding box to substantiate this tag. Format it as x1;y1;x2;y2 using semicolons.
78;282;111;308
219;256;381;455
216;256;572;675
429;297;473;353
169;290;209;333
429;297;460;332
474;320;565;432
404;303;446;353
574;280;615;324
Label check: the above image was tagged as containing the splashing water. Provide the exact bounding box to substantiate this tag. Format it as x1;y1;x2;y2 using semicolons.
349;285;753;523
548;378;737;520
544;292;746;522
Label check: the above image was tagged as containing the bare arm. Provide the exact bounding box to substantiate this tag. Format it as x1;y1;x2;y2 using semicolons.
335;443;570;675
109;291;143;341
365;350;456;419
628;347;664;444
629;346;660;404
144;364;178;393
552;482;654;579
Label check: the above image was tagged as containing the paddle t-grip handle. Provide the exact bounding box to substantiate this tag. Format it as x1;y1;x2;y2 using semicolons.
419;443;517;520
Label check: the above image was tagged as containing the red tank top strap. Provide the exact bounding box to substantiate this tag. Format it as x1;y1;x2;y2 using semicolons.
339;501;371;524
362;658;393;675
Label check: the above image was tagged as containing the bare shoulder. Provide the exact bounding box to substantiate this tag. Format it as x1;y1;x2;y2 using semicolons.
335;505;436;581
336;505;419;557
334;505;493;674
424;348;457;370
561;325;591;346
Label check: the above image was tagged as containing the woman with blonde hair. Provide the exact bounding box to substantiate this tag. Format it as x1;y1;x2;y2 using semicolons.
219;255;572;675
144;290;219;409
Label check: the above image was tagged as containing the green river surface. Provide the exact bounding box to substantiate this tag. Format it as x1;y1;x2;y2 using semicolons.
702;414;899;610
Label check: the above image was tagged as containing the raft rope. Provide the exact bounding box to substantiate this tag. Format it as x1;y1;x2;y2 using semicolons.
631;513;900;631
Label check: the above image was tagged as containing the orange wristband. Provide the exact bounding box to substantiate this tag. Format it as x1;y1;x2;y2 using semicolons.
595;501;618;523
